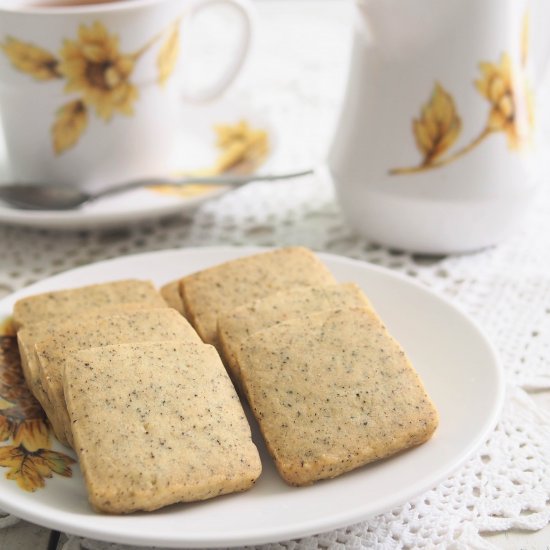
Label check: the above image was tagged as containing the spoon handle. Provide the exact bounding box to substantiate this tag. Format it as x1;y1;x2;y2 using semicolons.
92;169;315;200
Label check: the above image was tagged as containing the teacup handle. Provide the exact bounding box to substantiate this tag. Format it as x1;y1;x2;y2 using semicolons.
182;0;254;102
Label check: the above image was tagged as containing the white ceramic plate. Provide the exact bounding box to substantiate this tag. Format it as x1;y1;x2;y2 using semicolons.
0;247;504;548
0;100;274;230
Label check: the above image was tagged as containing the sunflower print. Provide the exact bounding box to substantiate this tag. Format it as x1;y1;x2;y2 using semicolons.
390;10;534;175
0;328;75;492
150;120;270;199
58;22;138;122
1;18;182;155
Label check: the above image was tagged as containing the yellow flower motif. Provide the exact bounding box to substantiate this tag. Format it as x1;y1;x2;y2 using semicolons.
58;22;138;121
151;121;270;198
214;120;270;173
1;37;60;80
1;17;185;153
475;53;533;150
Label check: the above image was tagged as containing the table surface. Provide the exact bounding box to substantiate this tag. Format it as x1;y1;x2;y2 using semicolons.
1;2;549;549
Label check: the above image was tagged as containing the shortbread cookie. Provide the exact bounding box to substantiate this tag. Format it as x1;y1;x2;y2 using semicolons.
17;302;169;407
35;308;200;447
160;280;185;315
218;283;373;383
239;307;439;486
180;247;336;345
64;341;262;513
13;279;166;330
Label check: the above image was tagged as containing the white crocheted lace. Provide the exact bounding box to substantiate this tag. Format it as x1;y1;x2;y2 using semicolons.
1;3;549;548
2;173;549;550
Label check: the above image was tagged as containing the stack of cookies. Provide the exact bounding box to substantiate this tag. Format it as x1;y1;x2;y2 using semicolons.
174;247;439;486
13;280;261;513
12;247;439;513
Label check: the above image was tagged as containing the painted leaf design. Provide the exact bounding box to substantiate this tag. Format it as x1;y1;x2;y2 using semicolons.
157;24;180;86
39;449;75;476
12;419;50;451
4;448;46;491
0;445;45;491
52;100;88;155
1;37;59;80
413;82;461;163
0;445;74;492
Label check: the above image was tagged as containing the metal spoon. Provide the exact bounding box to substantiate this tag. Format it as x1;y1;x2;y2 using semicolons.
0;169;314;211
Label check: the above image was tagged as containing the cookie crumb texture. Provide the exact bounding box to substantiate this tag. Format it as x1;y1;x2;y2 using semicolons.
17;301;171;438
64;342;261;513
35;308;200;447
241;307;439;486
218;282;372;384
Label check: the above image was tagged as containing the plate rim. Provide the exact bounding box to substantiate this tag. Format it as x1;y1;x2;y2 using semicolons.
0;246;505;547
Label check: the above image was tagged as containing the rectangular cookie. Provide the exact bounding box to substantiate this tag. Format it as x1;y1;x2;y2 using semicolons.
180;247;336;345
13;279;166;330
160;280;185;315
239;307;439;486
218;283;373;384
16;302;168;407
63;341;262;513
34;308;200;447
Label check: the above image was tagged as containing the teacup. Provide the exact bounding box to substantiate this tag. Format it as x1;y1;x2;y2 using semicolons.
329;0;550;254
0;0;254;187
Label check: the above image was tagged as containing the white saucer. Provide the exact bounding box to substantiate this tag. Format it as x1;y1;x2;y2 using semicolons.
0;247;505;548
0;99;274;230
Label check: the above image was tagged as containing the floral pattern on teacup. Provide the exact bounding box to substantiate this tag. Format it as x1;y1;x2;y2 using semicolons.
1;19;182;155
390;11;534;175
150;120;270;198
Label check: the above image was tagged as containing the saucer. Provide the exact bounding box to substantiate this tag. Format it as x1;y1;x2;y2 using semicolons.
0;98;275;230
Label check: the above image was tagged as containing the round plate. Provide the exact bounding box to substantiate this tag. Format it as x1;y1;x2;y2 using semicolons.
0;100;274;230
0;247;504;548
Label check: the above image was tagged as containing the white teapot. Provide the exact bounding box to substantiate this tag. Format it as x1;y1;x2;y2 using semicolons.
329;0;550;253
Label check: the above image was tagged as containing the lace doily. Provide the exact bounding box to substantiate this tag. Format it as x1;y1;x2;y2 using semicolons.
1;2;549;548
52;386;550;550
2;174;550;550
